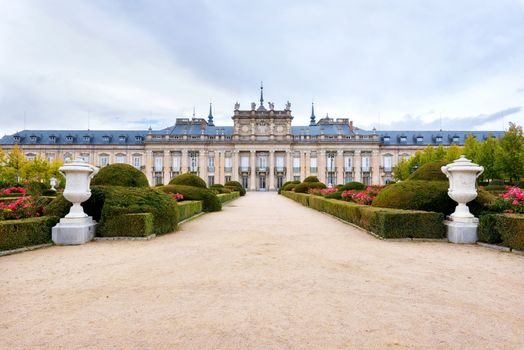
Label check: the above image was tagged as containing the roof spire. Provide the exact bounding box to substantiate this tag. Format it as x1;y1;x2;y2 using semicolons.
259;81;264;107
192;106;195;118
310;101;316;126
207;102;214;126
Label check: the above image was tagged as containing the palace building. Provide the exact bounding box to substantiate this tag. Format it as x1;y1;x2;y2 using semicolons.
0;87;504;191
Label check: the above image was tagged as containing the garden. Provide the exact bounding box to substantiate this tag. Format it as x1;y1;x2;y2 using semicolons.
280;123;524;249
0;149;242;252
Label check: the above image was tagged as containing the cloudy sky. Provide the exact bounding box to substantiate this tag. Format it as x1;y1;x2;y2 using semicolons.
0;0;523;135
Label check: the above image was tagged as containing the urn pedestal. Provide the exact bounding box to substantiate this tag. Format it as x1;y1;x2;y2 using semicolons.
52;159;99;245
441;156;484;244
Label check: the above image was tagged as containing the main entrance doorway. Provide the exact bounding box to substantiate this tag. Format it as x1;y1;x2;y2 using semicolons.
259;175;266;191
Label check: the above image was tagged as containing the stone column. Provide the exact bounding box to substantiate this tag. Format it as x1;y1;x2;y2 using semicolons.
162;151;170;184
305;151;311;177
353;150;361;182
269;150;275;190
300;151;306;180
336;150;344;185
199;149;207;180
232;150;239;182
216;151;223;184
286;150;293;181
371;150;380;185
145;150;153;185
250;150;256;191
318;150;326;183
181;149;188;174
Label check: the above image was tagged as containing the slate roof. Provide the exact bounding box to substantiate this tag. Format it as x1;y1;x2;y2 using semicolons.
0;130;147;145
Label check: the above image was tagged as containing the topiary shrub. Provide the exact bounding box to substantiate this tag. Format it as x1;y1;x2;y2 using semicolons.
324;191;343;200
303;176;320;183
279;180;301;194
161;185;221;212
467;189;498;216
91;164;149;188
169;173;207;189
225;181;246;196
294;181;327;193
0;216;59;251
210;184;232;194
407;161;448;181
340;181;366;191
372;180;455;214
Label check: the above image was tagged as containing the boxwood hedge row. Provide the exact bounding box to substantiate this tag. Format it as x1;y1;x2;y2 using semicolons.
0;216;59;251
478;213;524;250
281;191;445;239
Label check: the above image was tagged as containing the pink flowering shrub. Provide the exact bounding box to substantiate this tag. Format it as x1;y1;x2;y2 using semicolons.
340;186;384;205
0;187;26;197
0;196;47;220
169;193;185;202
495;186;524;214
308;187;338;196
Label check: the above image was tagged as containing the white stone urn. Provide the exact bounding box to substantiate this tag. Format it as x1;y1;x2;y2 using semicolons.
441;156;484;222
60;159;99;218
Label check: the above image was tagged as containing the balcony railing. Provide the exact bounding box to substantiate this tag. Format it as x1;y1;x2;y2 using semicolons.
224;167;232;173
239;166;251;175
171;166;181;172
344;167;353;172
275;166;286;173
326;167;337;173
256;166;268;172
361;167;371;172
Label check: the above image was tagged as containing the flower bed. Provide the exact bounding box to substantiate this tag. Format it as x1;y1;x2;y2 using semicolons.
308;187;338;196
0;187;26;198
341;186;383;205
0;196;47;220
494;187;524;213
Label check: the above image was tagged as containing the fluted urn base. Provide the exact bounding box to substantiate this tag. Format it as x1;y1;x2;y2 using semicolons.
52;216;96;245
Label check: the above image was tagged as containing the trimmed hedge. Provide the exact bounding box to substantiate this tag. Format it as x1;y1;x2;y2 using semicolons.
169;173;207;189
294;181;327;193
278;180;301;194
178;200;203;221
225;181;246;196
45;186;178;236
91;164;149;187
210;184;232;194
303;176;320;183
217;191;240;203
0;216;59;251
282;191;445;239
340;181;366;191
99;213;154;238
408;161;448;181
478;213;524;250
161;185;221;212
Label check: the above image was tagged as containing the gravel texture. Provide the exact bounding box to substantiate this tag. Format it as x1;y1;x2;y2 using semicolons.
1;192;523;349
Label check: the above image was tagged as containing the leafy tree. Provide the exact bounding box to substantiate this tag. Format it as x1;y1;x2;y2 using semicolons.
20;155;50;182
476;133;500;181
463;134;479;163
393;157;411;181
496;122;524;182
445;144;462;162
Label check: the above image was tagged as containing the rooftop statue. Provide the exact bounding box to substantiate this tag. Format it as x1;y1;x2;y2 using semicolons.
234;102;240;110
251;102;256;111
285;101;291;110
268;102;274;110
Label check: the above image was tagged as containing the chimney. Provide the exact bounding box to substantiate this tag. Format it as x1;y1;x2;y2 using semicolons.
349;120;354;131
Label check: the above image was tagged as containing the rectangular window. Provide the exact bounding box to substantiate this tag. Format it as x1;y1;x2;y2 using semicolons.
293;176;301;182
172;153;181;171
224;157;232;168
46;153;55;162
240;156;249;170
208;175;214;186
310;157;317;173
362;156;370;172
189;151;198;172
225;175;231;183
154;156;163;172
276;156;284;168
116;155;125;164
133;156;141;169
293;156;300;172
79;153;90;163
208;154;215;172
344;156;352;171
100;155;109;166
384;156;393;172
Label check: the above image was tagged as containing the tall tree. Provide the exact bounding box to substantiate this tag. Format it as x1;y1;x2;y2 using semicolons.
476;133;500;181
463;134;479;163
497;122;524;182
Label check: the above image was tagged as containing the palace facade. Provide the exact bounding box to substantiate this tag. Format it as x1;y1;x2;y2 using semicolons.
0;91;504;191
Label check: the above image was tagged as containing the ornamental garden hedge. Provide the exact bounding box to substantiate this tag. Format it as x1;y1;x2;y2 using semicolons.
169;173;207;189
224;180;246;196
282;191;445;239
161;184;221;212
91;164;149;187
0;216;59;251
478;213;524;250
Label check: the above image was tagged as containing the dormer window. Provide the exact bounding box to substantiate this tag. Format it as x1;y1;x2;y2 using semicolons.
30;135;38;143
102;135;110;143
399;136;407;143
118;135;126;143
416;136;424;144
49;135;57;143
383;136;390;143
436;135;443;143
65;135;74;143
83;135;91;143
135;135;143;142
13;135;21;143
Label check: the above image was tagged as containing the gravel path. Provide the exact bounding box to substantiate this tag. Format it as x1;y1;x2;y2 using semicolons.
1;192;523;349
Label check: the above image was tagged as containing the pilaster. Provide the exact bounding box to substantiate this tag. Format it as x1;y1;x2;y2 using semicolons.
269;150;275;190
336;150;344;185
353;150;361;182
250;150;256;190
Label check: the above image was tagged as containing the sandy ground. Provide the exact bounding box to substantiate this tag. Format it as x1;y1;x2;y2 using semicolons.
0;192;523;349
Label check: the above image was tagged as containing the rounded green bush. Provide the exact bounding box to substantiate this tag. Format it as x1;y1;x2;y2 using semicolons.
407;161;448;181
294;181;327;193
169;173;207;188
303;176;320;183
161;184;221;212
372;180;455;214
210;184;232;194
225;180;246;196
340;181;365;191
91;164;149;187
324;191;343;200
280;183;298;192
